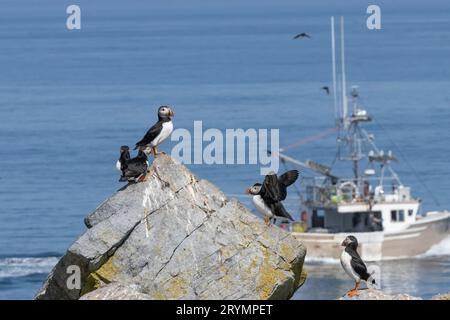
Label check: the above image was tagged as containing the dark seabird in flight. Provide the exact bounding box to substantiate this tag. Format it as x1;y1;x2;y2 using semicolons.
134;106;175;156
340;235;376;297
246;170;299;226
119;150;149;182
293;33;311;39
116;145;130;176
321;86;330;95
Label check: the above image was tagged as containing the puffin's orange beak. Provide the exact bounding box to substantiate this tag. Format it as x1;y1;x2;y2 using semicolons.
245;188;251;194
169;110;175;117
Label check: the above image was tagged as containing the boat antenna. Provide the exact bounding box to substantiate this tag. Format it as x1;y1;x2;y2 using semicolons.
340;16;348;129
330;16;338;125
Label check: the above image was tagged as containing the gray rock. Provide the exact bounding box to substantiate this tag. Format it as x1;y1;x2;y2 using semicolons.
80;283;152;300
35;155;306;300
339;289;422;300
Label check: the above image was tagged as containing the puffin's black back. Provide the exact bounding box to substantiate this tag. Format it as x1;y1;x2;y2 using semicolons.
345;245;372;282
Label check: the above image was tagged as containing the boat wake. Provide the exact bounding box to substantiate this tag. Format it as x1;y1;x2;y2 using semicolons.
0;256;59;279
419;235;450;258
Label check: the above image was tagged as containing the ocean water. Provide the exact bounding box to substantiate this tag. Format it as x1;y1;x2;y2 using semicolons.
0;0;450;299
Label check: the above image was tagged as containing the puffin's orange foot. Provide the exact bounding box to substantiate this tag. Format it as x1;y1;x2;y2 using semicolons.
264;217;271;226
152;147;165;157
347;289;359;297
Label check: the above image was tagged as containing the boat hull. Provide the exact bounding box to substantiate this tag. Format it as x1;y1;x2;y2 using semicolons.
292;211;450;261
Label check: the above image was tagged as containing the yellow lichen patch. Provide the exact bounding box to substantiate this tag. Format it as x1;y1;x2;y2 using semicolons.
216;268;233;290
247;258;258;274
162;275;189;299
256;249;287;300
80;256;118;296
280;243;296;262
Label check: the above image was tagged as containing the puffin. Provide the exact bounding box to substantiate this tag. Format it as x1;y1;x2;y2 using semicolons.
116;145;130;176
119;150;149;182
246;170;299;226
340;235;376;297
134;106;175;156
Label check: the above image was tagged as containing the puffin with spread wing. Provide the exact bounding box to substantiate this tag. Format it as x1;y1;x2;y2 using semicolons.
246;170;299;226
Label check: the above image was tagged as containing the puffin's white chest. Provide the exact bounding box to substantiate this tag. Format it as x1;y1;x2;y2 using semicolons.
252;195;273;218
116;160;122;172
151;121;173;146
340;250;361;282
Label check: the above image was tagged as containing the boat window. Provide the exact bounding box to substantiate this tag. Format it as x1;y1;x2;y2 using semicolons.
391;210;397;222
408;209;414;216
311;209;325;228
399;210;405;222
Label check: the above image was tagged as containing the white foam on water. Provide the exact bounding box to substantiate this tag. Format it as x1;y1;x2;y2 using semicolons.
420;235;450;258
304;257;340;265
0;257;59;279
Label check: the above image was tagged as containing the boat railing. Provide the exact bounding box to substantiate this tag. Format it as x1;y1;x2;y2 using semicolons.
303;176;412;206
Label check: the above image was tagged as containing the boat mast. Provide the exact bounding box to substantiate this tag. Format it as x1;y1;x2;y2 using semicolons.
334;16;358;179
340;16;348;130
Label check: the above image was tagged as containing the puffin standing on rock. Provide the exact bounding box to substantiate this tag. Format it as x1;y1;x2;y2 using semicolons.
134;106;175;156
340;235;376;297
246;170;299;226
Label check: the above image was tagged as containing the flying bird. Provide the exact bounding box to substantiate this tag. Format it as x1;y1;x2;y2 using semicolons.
293;33;311;39
116;145;130;176
135;106;175;156
119;149;149;182
340;235;376;297
246;170;299;226
321;86;330;95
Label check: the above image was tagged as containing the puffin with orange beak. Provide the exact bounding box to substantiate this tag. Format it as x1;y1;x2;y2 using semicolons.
245;170;299;226
135;106;175;156
340;235;376;297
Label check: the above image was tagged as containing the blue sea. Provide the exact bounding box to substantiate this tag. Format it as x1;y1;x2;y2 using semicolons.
1;0;450;299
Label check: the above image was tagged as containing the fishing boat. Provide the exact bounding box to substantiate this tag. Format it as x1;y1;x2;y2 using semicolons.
276;16;450;261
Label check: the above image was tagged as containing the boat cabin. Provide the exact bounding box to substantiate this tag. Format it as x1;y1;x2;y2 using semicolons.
303;176;420;233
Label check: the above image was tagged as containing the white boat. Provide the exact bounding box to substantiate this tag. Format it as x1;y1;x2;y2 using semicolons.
277;16;450;261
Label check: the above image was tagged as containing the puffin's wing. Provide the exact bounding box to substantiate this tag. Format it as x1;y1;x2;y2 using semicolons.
279;170;299;187
347;249;369;280
135;121;163;149
275;170;299;200
261;173;284;202
271;202;294;221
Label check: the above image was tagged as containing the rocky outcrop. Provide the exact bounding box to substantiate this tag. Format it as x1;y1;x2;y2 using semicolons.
340;289;421;300
432;292;450;300
35;154;306;300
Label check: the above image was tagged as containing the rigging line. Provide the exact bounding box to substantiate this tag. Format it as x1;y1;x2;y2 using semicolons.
373;118;441;207
329;147;340;170
280;127;338;151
